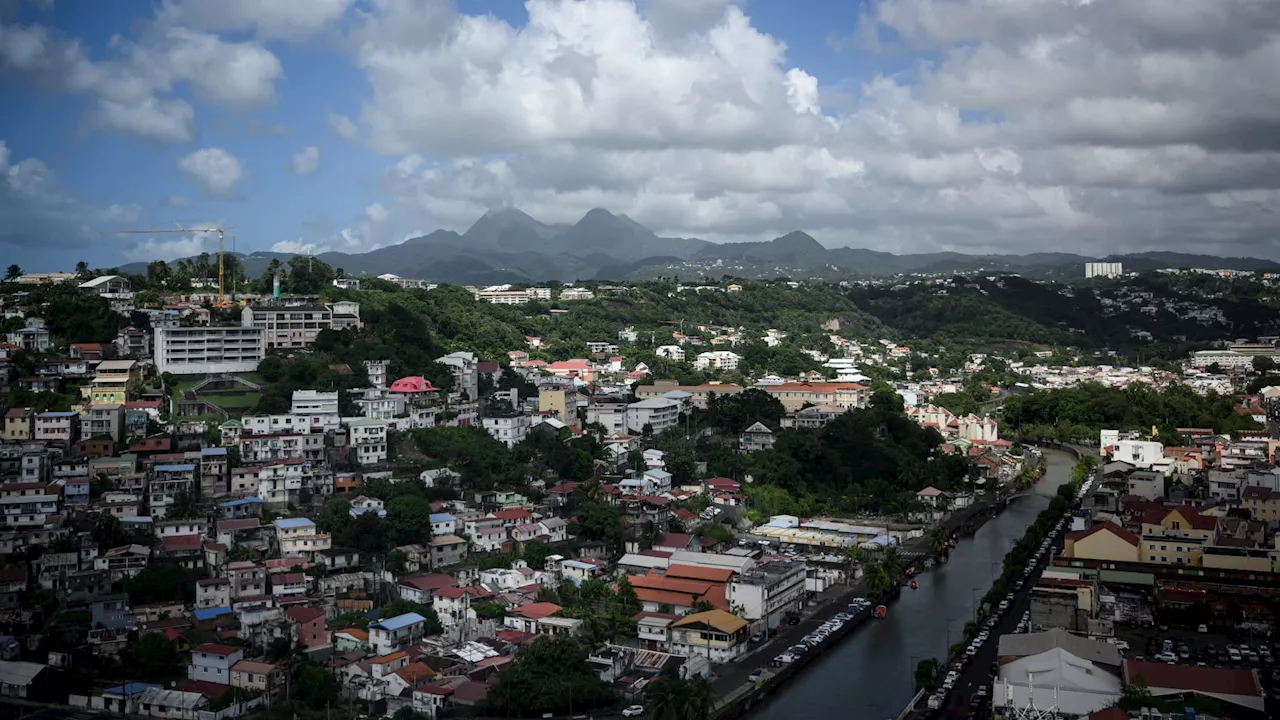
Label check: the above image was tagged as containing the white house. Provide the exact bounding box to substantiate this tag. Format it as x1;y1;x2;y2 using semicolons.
694;351;741;371
188;643;244;685
626;397;680;434
369;612;428;655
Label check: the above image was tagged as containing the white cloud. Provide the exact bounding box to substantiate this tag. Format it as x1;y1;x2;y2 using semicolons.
291;146;321;175
163;194;189;207
0;139;141;265
0;17;282;143
178;147;245;197
328;111;359;139
269;239;321;254
123;233;216;262
325;0;1280;258
155;0;353;41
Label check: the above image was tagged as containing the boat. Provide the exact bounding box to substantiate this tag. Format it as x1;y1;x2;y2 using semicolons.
909;578;919;590
873;605;888;619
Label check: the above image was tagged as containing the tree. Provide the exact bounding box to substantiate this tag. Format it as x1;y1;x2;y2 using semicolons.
166;489;199;519
4;264;21;281
75;261;90;277
646;668;714;720
914;658;940;690
1253;355;1277;374
386;548;408;573
483;636;614;716
128;632;180;680
522;541;552;570
386;495;434;546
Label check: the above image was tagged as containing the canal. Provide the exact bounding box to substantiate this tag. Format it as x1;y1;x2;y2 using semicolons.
753;450;1077;720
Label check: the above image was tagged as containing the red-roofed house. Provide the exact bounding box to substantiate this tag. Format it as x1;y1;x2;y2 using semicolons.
653;532;696;553
1123;660;1264;713
488;508;532;527
389;376;437;395
398;573;458;604
503;602;561;633
285;606;330;649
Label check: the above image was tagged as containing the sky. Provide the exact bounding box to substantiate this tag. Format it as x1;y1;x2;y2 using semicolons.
1;0;1279;271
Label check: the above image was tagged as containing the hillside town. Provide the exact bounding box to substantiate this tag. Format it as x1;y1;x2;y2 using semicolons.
0;271;1279;720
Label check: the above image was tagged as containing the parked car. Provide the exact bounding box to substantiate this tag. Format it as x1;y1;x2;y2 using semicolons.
1228;647;1242;662
622;706;645;718
1198;624;1209;633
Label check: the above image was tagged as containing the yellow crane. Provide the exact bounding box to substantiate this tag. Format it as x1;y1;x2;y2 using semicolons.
107;223;234;306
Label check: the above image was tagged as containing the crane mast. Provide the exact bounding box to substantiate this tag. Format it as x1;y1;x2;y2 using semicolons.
106;223;233;305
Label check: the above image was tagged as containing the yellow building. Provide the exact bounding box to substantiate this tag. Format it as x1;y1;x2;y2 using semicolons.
760;382;870;413
1063;523;1140;563
669;609;749;664
633;381;743;410
538;389;571;419
1200;546;1276;573
86;359;142;404
1241;486;1280;523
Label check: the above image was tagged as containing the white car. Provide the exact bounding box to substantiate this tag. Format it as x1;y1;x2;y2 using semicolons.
622;706;645;718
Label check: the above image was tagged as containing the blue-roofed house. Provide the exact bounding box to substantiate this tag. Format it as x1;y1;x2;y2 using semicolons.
218;496;264;520
369;612;428;654
100;682;161;714
192;606;234;622
429;513;456;535
349;496;387;519
150;464;197;519
273;517;331;558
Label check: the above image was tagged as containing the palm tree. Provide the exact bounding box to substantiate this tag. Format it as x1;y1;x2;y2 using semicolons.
648;672;715;720
4;264;20;281
841;544;864;584
880;545;904;578
74;261;90;277
928;525;950;554
864;562;895;597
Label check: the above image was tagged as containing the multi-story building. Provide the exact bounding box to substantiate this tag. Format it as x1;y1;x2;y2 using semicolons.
478;290;529;304
693;351;742;371
82;404;125;443
526;287;552;301
364;360;389;389
0;482;60;529
633;381;742;410
87;360;141;404
436;352;479;401
273;517;331;557
668;609;749;664
226;560;266;599
586;402;627;435
428;535;468;569
726;561;806;630
559;287;594;301
257;460;312;508
3;408;35;442
78;274;132;296
1084;262;1123;279
760;382;869;413
329;300;361;331
464;517;507;553
482;412;530;448
241;304;334;350
93;543;151;580
238;431;325;464
188;644;244;685
625;397;681;434
149;463;196;519
290;391;341;430
153;326;266;375
347;418;388;466
33;412;78;447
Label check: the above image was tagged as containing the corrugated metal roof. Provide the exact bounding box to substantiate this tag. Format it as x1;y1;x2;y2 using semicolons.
372;612;426;631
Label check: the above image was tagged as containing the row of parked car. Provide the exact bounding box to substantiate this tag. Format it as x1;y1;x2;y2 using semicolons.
770;598;872;667
927;504;1077;713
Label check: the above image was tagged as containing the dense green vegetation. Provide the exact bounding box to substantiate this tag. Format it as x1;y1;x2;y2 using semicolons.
1001;383;1261;443
483;635;615;716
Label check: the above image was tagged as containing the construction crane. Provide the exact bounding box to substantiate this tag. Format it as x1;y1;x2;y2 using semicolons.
107;223;233;306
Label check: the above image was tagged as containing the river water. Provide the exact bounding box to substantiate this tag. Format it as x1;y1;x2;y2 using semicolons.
754;450;1076;720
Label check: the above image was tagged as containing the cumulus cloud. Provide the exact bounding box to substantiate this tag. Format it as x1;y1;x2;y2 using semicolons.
0;18;282;142
178;147;245;197
291;146;321;175
321;0;1280;259
0;139;141;266
154;0;353;41
327;111;359;140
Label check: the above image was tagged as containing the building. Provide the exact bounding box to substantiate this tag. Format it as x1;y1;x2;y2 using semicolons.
482;412;531;448
87;360;140;404
3;408;35;441
739;422;776;453
285;606;330;649
654;345;685;362
668;609;749;664
1189;350;1253;370
83;404;125;443
625;397;681;434
33;411;79;446
241;304;334;350
1084;262;1123;279
79;274;132;295
429;535;468;568
760;382;869;413
559;287;594;301
369;613;428;655
152;326;266;375
726;561;805;629
1122;660;1264;714
478;290;529;304
188;643;244;685
992;647;1122;718
346;418;388;466
230;660;284;697
273;517;331;557
1063;523;1140;563
693;351;741;371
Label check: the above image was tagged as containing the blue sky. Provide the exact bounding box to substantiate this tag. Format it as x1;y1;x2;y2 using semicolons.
3;0;1278;270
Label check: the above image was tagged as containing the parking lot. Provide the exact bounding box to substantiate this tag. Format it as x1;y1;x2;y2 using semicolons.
1112;624;1280;702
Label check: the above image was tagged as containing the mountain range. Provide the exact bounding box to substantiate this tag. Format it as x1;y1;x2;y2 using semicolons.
120;208;1280;284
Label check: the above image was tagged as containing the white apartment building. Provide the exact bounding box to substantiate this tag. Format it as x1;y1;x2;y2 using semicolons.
0;489;60;529
655;345;685;362
34;411;78;446
559;287;594;300
290;391;340;431
188;644;244;685
238;431;325;463
482;413;531;448
1110;440;1164;469
153;326;266;375
353;388;406;420
1189;350;1253;370
241;304;334;350
364;360;389;389
241;413;331;436
1084;262;1123;279
478;290;529;304
347;418;388;466
149;464;196;519
273;517;331;556
437;351;479;401
369;612;427;655
726;561;807;630
526;287;552;301
586;403;627;436
257;460;311;508
694;351;742;371
626;397;681;434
